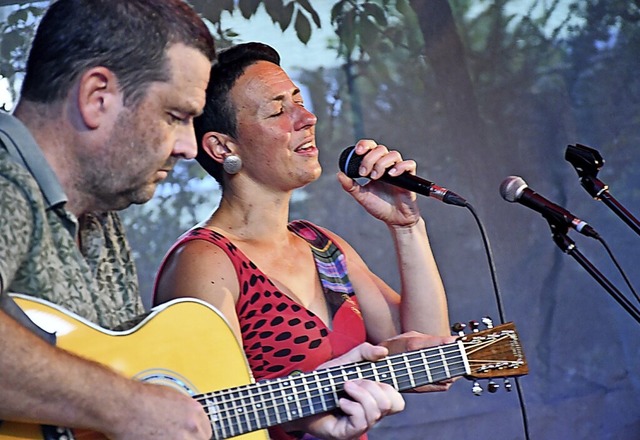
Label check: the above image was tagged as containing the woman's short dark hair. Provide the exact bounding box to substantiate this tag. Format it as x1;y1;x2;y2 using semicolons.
20;0;216;108
194;42;281;186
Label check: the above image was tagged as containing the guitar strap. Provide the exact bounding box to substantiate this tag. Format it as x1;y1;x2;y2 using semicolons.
0;119;57;345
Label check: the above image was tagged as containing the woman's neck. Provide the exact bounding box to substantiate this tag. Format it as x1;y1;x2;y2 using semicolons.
205;186;293;243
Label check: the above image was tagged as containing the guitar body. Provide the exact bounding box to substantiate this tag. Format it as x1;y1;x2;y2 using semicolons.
0;294;268;440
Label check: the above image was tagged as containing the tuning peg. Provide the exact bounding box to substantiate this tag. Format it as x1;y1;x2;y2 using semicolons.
488;380;500;393
451;322;466;336
482;316;494;328
504;378;513;392
469;320;480;332
472;381;483;396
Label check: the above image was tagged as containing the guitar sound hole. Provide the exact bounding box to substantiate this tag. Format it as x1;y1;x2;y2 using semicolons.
133;369;198;396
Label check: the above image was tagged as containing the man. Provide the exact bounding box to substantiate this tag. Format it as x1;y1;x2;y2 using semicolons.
0;1;404;439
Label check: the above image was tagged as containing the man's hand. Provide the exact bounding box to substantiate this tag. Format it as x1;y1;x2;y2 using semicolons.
281;343;405;440
380;331;458;393
106;381;213;440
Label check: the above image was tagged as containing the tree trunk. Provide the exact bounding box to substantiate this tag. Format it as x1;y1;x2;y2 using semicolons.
409;0;497;192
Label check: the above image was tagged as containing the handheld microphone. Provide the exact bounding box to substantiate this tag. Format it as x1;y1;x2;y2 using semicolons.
338;146;467;207
499;175;600;239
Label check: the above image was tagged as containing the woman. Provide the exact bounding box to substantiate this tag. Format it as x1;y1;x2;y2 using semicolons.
154;42;451;440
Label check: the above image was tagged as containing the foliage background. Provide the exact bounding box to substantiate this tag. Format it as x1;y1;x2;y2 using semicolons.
1;1;639;438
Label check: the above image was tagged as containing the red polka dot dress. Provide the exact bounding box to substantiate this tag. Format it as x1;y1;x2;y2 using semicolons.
156;220;367;440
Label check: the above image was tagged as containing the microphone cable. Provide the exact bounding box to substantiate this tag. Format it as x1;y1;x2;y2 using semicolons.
338;147;532;438
565;144;640;306
594;236;640;307
461;200;532;440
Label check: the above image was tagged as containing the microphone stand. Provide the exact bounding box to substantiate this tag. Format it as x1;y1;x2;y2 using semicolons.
579;174;640;237
548;220;640;325
564;143;640;236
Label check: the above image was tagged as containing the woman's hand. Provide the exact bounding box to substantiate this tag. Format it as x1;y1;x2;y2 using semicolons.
280;343;405;440
337;139;421;228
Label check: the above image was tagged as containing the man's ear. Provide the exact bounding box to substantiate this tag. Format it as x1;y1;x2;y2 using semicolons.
77;67;121;130
201;132;237;164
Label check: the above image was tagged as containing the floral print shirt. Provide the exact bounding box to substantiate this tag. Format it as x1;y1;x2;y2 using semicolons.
0;113;143;329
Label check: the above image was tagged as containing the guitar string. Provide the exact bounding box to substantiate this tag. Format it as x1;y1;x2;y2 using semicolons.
197;345;470;434
195;342;463;405
200;335;518;418
201;353;464;408
207;358;469;413
200;334;522;435
204;352;468;411
199;334;516;409
205;357;470;436
198;337;502;414
209;357;523;436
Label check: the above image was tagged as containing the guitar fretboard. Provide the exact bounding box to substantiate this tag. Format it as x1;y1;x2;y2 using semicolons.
196;342;467;440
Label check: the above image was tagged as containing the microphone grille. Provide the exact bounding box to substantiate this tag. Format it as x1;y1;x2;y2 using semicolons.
500;176;527;202
338;146;362;178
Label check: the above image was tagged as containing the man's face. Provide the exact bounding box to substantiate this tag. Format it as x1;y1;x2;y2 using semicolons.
82;43;211;211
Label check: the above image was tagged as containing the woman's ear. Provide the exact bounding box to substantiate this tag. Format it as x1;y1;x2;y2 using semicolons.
201;132;237;164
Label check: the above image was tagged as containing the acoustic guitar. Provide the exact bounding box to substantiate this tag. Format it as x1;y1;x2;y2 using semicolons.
0;294;528;440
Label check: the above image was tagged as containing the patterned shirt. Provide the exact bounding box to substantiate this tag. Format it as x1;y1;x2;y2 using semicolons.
0;112;143;329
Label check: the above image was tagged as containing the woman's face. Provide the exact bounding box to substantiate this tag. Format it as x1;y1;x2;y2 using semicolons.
229;61;321;190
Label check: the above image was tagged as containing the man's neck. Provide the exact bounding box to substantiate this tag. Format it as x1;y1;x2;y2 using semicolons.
13;101;91;218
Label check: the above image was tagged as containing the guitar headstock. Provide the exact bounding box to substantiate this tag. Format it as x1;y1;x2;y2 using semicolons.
453;318;528;395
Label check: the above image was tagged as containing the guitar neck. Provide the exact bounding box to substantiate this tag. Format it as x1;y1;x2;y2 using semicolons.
197;342;467;440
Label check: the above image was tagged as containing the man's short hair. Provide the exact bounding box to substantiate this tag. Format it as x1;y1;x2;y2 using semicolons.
20;0;216;108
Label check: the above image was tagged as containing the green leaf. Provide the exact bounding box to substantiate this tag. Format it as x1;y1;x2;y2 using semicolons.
191;0;234;24
341;9;357;56
9;8;29;25
294;10;312;44
297;0;322;28
238;0;261;19
358;16;380;51
362;3;387;26
1;30;23;61
395;0;411;17
264;0;284;24
279;2;295;31
331;0;348;24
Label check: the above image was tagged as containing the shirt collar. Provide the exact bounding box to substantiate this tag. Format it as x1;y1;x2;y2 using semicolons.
0;112;67;209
